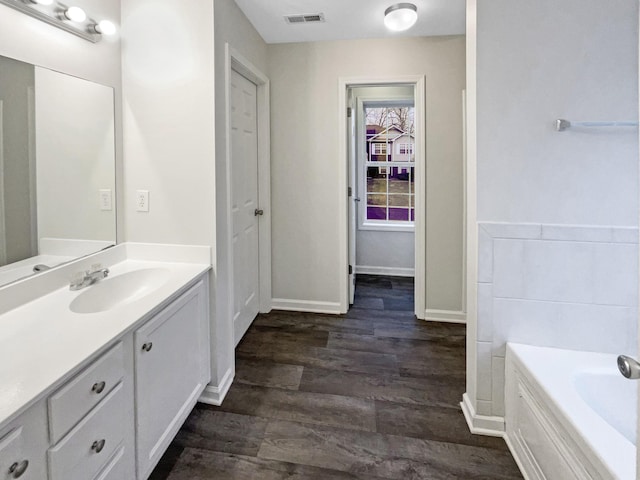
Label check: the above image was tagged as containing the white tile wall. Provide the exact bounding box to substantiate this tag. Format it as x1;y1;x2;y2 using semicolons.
475;222;639;418
476;341;493;401
477;283;493;342
491;357;506;416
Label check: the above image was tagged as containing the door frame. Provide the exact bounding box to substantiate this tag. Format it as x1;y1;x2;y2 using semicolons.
338;75;427;318
225;44;272;320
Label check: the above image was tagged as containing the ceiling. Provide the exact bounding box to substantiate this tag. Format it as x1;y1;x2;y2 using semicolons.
232;0;466;44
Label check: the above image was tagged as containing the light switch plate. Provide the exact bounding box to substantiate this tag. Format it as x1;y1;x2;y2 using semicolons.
99;189;112;211
136;190;149;212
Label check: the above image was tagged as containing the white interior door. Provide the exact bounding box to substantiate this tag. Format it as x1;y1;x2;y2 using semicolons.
347;91;357;305
0;101;6;266
231;69;260;346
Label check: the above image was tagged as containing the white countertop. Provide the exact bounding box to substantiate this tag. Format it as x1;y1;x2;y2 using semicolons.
0;247;210;430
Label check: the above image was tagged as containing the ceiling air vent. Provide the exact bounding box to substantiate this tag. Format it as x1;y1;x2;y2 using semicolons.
284;13;325;24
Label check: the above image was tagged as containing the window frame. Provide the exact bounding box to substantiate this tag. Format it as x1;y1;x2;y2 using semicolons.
358;98;415;233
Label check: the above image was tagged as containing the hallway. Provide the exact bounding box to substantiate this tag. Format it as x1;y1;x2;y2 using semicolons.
151;275;521;479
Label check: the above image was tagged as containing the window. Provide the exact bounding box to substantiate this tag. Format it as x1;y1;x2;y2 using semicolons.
362;105;415;227
398;143;413;155
371;143;387;155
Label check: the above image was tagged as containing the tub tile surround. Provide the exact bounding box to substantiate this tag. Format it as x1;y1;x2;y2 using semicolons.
474;222;638;419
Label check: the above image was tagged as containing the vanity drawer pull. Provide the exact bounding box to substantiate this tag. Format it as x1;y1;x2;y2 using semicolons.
92;381;106;394
91;439;106;454
141;342;153;352
8;460;29;478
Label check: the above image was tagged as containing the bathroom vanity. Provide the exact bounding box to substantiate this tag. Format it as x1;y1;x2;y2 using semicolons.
0;244;211;479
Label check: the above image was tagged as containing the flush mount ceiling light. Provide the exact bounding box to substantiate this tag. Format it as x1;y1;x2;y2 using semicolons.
384;3;418;32
0;0;117;42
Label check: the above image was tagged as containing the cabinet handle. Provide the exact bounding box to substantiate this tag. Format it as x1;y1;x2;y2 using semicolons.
8;460;29;478
91;439;106;453
141;342;153;352
91;381;106;394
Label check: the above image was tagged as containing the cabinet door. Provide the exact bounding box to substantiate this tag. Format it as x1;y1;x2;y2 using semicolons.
134;279;210;479
0;402;48;480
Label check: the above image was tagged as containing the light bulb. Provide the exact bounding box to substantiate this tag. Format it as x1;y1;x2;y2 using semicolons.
384;3;418;32
95;19;116;35
64;6;86;23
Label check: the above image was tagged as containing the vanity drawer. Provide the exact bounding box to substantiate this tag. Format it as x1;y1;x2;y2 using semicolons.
48;382;125;480
93;446;125;480
49;342;124;444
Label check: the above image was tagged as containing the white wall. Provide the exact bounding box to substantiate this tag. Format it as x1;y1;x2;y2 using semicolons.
35;67;116;242
268;36;465;313
476;1;638;225
465;0;639;426
352;85;415;276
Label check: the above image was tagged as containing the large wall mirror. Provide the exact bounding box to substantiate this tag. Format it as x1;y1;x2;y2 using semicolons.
0;54;116;286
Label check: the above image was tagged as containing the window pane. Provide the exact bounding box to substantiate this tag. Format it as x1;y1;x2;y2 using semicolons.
410;209;415;221
367;194;387;206
389;208;410;221
410;195;415;207
389;173;410;194
367;177;386;195
388;194;410;207
367;207;386;220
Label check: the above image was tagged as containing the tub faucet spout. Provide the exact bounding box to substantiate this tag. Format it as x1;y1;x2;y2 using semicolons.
617;355;640;379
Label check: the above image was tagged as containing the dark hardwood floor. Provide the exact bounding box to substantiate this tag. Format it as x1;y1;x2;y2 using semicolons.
150;275;522;479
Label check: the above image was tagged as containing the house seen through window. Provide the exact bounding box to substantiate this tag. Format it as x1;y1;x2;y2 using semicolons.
364;105;415;224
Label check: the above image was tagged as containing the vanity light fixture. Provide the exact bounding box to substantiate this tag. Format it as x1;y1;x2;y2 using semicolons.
93;19;116;36
0;0;117;42
63;5;86;22
384;3;418;32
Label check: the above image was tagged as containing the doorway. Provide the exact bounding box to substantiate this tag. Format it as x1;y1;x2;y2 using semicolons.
339;77;426;318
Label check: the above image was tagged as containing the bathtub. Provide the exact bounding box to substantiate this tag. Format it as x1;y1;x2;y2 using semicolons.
505;343;637;480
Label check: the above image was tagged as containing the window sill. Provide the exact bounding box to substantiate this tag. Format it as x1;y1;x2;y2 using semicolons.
358;222;415;233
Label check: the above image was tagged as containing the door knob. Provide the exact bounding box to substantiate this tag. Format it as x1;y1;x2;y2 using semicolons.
254;209;264;216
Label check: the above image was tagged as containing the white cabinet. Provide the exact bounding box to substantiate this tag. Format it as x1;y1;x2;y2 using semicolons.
0;272;210;480
134;279;210;479
0;402;48;480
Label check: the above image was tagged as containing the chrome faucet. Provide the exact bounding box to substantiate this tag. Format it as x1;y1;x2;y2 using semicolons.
617;355;640;379
70;264;109;291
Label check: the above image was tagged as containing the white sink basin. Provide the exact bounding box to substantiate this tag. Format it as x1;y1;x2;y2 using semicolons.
70;268;171;314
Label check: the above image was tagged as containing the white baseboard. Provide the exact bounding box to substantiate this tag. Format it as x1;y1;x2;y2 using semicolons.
460;393;505;436
198;368;234;406
424;309;466;324
271;298;342;314
355;265;415;277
